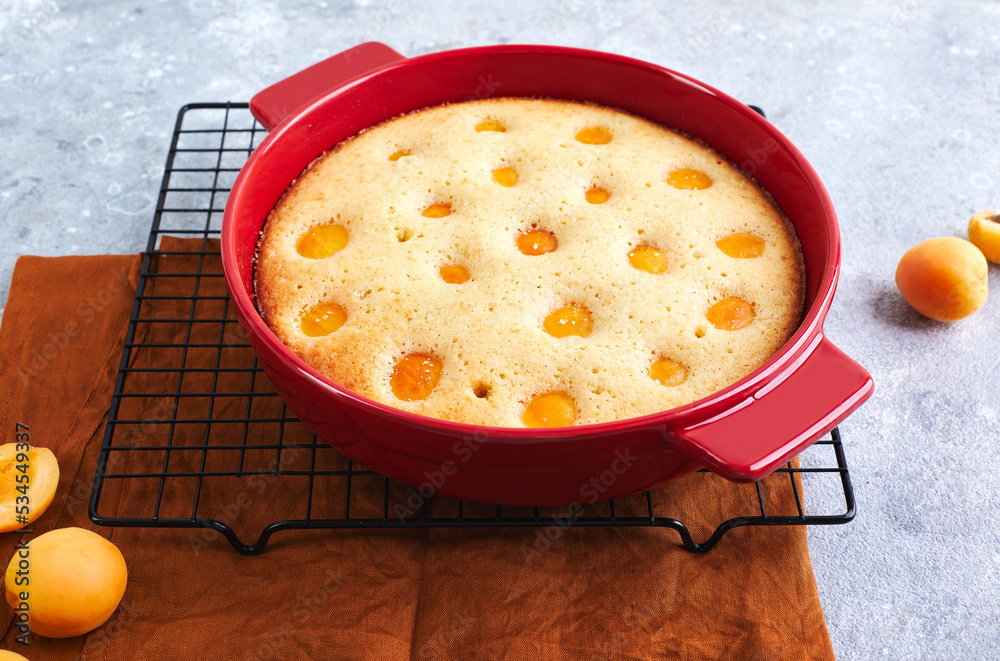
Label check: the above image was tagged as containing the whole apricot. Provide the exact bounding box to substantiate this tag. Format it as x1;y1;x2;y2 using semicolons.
0;443;60;533
895;237;988;321
968;210;1000;264
5;527;127;638
0;651;28;660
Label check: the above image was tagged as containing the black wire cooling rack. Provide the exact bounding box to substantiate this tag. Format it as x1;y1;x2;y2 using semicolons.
89;103;856;555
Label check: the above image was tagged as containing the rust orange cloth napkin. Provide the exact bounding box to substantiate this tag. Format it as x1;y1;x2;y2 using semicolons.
0;239;835;660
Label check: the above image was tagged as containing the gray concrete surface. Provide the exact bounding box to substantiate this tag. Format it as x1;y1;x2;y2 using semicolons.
2;1;999;658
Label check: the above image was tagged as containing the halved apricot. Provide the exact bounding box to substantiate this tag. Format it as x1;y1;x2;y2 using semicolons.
0;444;59;533
585;186;609;204
968;210;1000;264
628;245;667;274
575;126;612;144
492;167;518;187
422;203;451;218
706;296;755;330
667;168;712;190
543;305;593;338
476;119;506;132
5;527;127;638
296;223;349;259
516;229;558;256
648;358;687;386
717;233;765;258
390;353;443;401
439;264;470;284
300;302;347;337
522;392;577;428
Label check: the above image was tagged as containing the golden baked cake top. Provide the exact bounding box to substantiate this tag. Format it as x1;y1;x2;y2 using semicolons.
255;98;805;428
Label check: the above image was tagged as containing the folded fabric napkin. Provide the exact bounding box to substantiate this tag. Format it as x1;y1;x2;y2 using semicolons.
0;238;834;659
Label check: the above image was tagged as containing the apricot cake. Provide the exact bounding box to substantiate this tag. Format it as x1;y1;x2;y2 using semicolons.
254;98;805;428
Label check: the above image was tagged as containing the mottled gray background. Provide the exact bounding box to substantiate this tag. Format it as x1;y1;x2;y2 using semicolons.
2;0;1000;658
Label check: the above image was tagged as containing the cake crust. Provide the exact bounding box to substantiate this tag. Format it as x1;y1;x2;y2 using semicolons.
255;98;805;427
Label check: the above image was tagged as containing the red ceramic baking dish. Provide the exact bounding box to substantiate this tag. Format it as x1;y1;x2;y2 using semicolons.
222;42;873;506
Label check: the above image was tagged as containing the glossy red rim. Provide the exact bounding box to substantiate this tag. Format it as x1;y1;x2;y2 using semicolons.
222;44;841;444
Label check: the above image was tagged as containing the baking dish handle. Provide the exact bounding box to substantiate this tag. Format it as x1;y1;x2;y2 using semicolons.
673;334;873;481
250;42;406;131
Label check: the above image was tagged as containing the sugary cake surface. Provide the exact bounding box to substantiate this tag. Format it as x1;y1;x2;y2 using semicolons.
255;98;805;427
